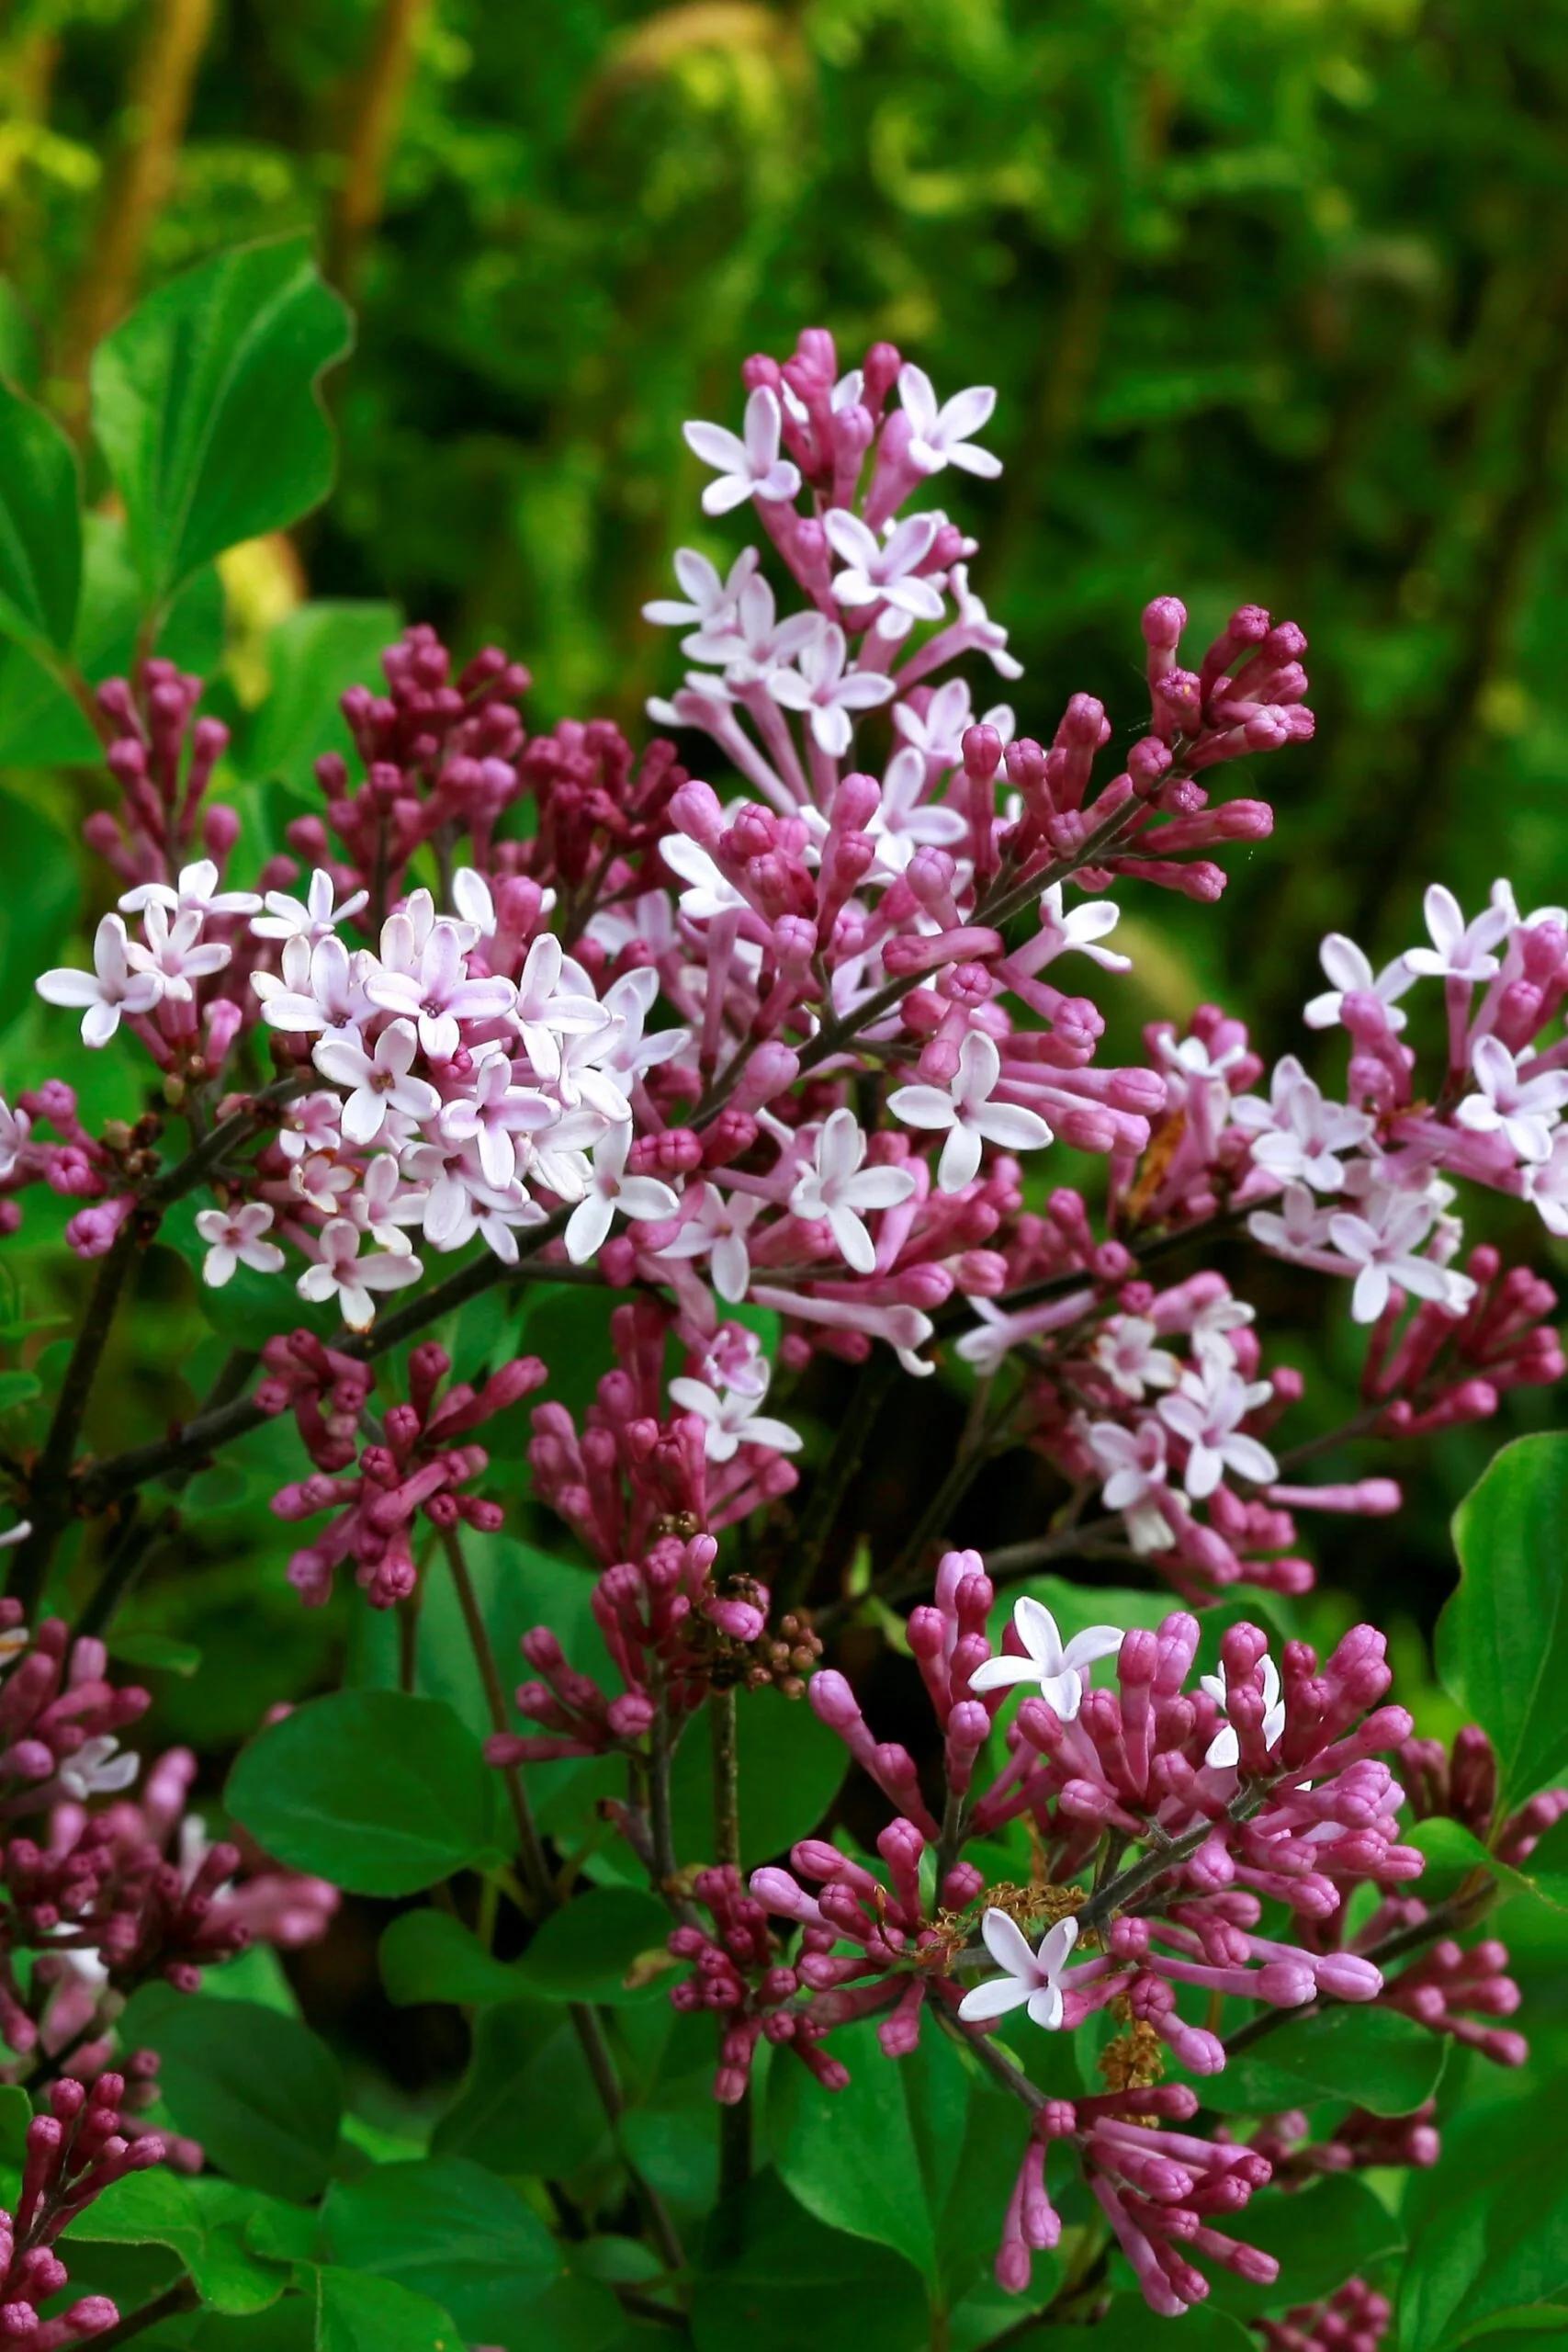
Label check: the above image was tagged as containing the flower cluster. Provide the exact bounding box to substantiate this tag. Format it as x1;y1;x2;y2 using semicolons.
0;2074;166;2346
647;1553;1563;2312
0;1608;335;2063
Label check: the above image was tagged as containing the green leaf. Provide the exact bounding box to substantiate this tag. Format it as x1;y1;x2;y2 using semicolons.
1208;2175;1404;2323
91;236;353;613
0;2084;31;2164
0;789;80;1035
0;1369;39;1412
379;1909;527;2007
1400;2083;1568;2350
1438;1433;1568;1810
1526;1812;1568;1909
315;2268;463;2352
65;2169;293;2314
1205;2001;1447;2118
691;2173;929;2352
669;1688;849;1870
0;375;82;652
1072;2297;1257;2350
322;2157;559;2345
122;1990;343;2203
227;1689;507;1897
236;600;401;794
433;1998;609;2176
107;1631;203;1677
513;1888;673;2007
768;2019;1029;2303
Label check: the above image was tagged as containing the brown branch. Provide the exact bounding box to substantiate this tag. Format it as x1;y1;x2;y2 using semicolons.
327;0;430;296
54;0;216;414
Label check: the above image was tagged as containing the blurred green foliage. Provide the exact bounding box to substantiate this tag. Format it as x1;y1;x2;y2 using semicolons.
2;0;1567;2112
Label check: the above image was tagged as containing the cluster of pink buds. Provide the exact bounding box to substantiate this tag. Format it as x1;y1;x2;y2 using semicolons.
666;1865;844;2102
526;1301;801;1565
0;1610;149;1804
263;1338;544;1605
0;2075;167;2344
1241;2101;1439;2184
1261;2277;1392;2352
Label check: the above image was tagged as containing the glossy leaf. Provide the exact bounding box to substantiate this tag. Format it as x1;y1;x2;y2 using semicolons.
1076;2298;1256;2350
122;1990;344;2203
513;1888;673;2006
65;2169;293;2313
768;2018;1028;2302
379;1908;527;2007
0;375;82;652
322;2157;559;2344
669;1687;849;1870
227;1689;507;1896
0;789;80;1035
1206;2002;1446;2119
1400;2084;1568;2350
315;2268;463;2352
1438;1433;1568;1810
691;2172;929;2352
432;1997;608;2176
91;236;352;612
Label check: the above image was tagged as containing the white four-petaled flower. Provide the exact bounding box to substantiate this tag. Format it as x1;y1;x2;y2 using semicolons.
957;1909;1078;2030
194;1203;286;1286
788;1109;916;1274
888;1031;1053;1192
967;1597;1124;1719
683;387;802;514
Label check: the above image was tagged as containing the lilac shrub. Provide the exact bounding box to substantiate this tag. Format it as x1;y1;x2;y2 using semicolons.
4;300;1567;2343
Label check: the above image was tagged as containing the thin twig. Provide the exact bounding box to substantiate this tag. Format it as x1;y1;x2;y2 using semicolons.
438;1524;548;1905
90;2281;200;2349
710;1684;751;2196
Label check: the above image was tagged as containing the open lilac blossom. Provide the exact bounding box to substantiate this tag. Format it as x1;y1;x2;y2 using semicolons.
683;386;801;513
888;1029;1053;1191
958;1910;1079;2029
968;1596;1125;1715
37;914;164;1046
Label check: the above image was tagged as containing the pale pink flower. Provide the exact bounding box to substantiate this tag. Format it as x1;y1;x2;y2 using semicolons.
251;868;369;944
823;508;945;633
788;1109;916;1274
126;902;232;1002
37;913;164;1046
1084;1419;1175;1554
253;934;365;1035
194;1203;285;1286
563;1122;681;1264
297;1217;422;1331
643;545;761;630
1157;1356;1278;1499
667;1360;801;1464
683;388;802;514
312;1020;442;1147
655;1182;763;1304
967;1597;1124;1717
889;1030;1053;1191
1326;1187;1477;1323
958;1911;1077;2030
1201;1653;1285;1770
1453;1035;1568;1164
1231;1056;1373;1192
1036;884;1132;973
439;1058;558;1188
1303;932;1415;1033
898;366;1002;480
1091;1316;1179;1400
119;858;262;920
768;623;896;757
1403;883;1513;985
363;919;516;1060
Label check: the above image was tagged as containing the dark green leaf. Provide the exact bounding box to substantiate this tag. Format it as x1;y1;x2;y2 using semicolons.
769;2019;1028;2303
1069;2298;1256;2350
0;789;80;1035
1208;2175;1404;2323
433;1998;608;2176
122;1990;343;2203
669;1688;849;1871
0;2085;31;2164
691;2173;928;2352
66;2169;293;2313
513;1888;673;2006
1438;1434;1568;1810
314;2268;463;2352
226;1689;507;1896
0;375;82;652
322;2157;559;2345
0;1368;39;1412
107;1631;202;1677
1207;2002;1446;2118
1400;2084;1568;2350
379;1908;527;2007
519;2276;629;2352
91;236;352;612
